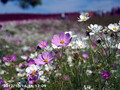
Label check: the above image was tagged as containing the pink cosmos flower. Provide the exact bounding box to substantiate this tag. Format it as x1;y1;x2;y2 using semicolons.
102;70;110;79
27;59;36;66
17;40;21;44
83;52;89;58
34;52;55;65
63;75;70;80
51;32;72;47
38;41;48;48
10;54;17;61
2;55;16;62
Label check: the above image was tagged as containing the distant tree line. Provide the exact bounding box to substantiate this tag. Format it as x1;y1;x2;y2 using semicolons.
0;0;42;8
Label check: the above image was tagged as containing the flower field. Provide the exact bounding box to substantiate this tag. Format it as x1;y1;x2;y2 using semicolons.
0;13;120;90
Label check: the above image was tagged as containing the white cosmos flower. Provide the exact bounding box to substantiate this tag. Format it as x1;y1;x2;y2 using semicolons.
44;64;54;71
21;55;27;60
78;13;90;22
52;44;61;49
65;31;77;39
29;52;37;59
39;71;44;76
5;62;11;66
116;43;120;49
56;73;62;77
86;70;92;75
17;72;26;77
45;45;53;51
88;24;103;35
0;70;5;75
22;46;29;51
76;38;87;49
108;23;120;32
84;85;94;90
26;64;41;74
39;76;47;82
67;56;73;67
118;20;120;25
65;31;78;47
16;67;23;72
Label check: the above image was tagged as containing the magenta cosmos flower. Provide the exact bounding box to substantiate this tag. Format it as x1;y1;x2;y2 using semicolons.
34;52;55;65
51;32;72;47
0;24;2;30
2;55;16;62
0;79;4;86
28;70;39;84
102;70;110;79
38;41;49;48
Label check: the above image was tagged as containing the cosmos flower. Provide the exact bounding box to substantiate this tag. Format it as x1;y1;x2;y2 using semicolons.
67;56;73;67
17;72;26;77
0;79;4;86
10;54;17;61
116;43;120;49
102;70;110;79
51;32;72;47
84;85;94;90
108;23;120;32
26;64;44;84
38;41;49;48
2;57;10;62
76;38;87;49
83;52;89;58
34;52;55;65
0;70;5;75
63;75;70;80
88;24;103;35
86;70;92;75
0;24;2;30
78;13;90;22
2;55;16;62
21;55;28;60
44;64;55;71
52;43;61;49
5;34;11;38
65;31;77;39
28;70;39;84
5;62;11;66
27;59;36;66
29;52;38;59
26;64;41;74
17;40;22;44
118;20;120;25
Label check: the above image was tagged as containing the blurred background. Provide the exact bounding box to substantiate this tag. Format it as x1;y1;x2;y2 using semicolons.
0;0;120;21
0;0;120;57
0;0;120;43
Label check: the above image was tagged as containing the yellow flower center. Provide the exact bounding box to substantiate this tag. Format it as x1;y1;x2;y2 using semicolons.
44;59;48;62
42;44;45;47
60;40;64;44
34;54;37;57
31;70;36;75
21;74;24;76
32;80;35;82
71;42;73;44
80;45;82;47
83;18;86;20
113;28;117;30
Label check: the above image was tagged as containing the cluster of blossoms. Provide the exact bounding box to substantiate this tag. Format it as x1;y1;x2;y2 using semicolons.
2;54;17;62
25;32;72;84
0;13;120;89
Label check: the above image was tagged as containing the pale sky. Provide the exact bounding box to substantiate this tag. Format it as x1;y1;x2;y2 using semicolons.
0;0;120;14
